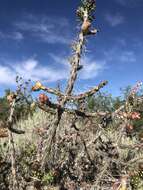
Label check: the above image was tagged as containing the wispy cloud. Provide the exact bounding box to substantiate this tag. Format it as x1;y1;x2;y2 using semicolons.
0;65;16;85
14;14;72;44
80;58;106;80
105;13;125;26
115;0;127;6
0;31;24;41
119;51;136;62
0;57;68;85
0;55;106;85
115;0;142;7
50;54;106;80
116;38;126;46
104;48;136;63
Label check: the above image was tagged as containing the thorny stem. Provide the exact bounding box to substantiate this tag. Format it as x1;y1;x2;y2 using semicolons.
94;163;108;187
61;9;89;106
37;80;108;101
8;131;19;190
7;98;25;134
71;119;96;167
33;5;108;168
38;1;108;171
8;100;19;190
40;8;91;169
41;110;62;168
38;102;107;118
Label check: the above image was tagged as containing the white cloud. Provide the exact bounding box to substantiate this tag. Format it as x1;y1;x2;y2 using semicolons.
104;48;136;63
0;56;105;85
14;58;68;82
0;65;15;85
13;32;24;40
80;58;106;80
120;51;136;62
49;54;106;80
23;59;38;71
105;13;125;27
49;53;69;67
0;58;67;85
14;15;71;44
0;31;24;41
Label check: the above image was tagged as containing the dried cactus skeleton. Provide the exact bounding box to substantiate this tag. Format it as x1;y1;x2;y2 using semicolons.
32;3;105;112
1;78;32;190
31;0;108;169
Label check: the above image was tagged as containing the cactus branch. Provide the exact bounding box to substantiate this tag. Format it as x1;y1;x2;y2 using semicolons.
62;9;88;105
33;80;108;101
72;80;108;100
7;99;25;134
38;102;107;118
8;131;19;190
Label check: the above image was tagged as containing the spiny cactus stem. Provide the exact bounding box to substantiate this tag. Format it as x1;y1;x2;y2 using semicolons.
38;80;108;101
42;86;65;97
8;131;19;190
38;102;107;118
73;80;108;100
7;98;25;189
7;99;25;134
61;9;89;105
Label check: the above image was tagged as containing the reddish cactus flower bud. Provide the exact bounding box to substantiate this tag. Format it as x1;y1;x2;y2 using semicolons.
7;95;13;103
0;128;8;138
34;127;46;136
81;19;91;33
7;93;16;104
126;124;134;131
128;112;141;120
39;93;49;104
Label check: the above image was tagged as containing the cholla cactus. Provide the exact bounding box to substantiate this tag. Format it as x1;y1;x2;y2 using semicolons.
31;2;143;189
32;0;104;110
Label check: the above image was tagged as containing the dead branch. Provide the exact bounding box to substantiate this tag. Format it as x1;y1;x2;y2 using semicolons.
38;102;107;118
60;8;96;106
94;163;108;187
32;80;107;101
7;99;25;134
8;131;19;190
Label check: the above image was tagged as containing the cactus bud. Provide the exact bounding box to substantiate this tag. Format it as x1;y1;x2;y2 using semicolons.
32;81;45;91
39;94;49;104
7;93;17;104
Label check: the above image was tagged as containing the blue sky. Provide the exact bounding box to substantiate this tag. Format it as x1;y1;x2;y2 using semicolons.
0;0;143;97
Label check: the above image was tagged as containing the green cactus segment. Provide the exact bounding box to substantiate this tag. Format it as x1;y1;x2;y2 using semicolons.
77;0;96;21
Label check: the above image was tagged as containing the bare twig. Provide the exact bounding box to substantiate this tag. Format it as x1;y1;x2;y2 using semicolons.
94;163;108;187
8;131;19;190
7;99;25;134
7;98;25;189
